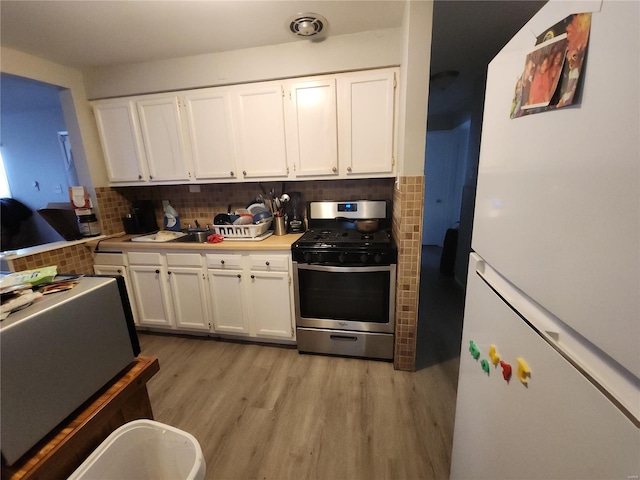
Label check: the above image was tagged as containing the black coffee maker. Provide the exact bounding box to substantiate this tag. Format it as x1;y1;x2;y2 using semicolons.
287;192;305;233
122;200;158;234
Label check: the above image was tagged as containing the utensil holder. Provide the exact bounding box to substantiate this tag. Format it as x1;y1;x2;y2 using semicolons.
274;216;286;236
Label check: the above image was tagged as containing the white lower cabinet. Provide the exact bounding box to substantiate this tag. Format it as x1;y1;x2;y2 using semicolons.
248;271;293;338
128;253;174;328
127;252;210;332
207;252;295;341
124;249;295;342
207;253;249;334
166;253;211;332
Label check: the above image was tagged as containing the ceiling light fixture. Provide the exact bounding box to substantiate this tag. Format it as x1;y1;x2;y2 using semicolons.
288;13;328;38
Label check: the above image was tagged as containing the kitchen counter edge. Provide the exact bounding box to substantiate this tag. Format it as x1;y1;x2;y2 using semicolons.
92;233;304;253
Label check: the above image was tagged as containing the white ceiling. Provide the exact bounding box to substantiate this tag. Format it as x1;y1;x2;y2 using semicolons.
0;1;406;69
0;0;546;117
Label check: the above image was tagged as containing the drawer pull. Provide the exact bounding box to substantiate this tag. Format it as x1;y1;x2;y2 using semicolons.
265;261;270;266
220;260;225;265
330;335;357;342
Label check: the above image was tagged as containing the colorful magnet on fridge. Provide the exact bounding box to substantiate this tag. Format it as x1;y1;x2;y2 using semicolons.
469;340;480;360
499;361;512;382
516;357;531;384
488;344;500;366
480;359;490;375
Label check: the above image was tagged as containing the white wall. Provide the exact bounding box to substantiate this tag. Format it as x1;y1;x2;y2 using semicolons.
0;47;110;189
422;122;469;246
397;0;433;177
84;29;403;99
1;107;71;246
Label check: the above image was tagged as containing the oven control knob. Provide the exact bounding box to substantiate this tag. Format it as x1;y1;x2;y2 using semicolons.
374;254;383;264
339;253;346;263
360;254;368;264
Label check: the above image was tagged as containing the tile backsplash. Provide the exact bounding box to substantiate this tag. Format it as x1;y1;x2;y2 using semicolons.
97;178;395;235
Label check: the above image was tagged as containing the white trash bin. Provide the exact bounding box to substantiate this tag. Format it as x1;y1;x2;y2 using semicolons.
68;419;206;480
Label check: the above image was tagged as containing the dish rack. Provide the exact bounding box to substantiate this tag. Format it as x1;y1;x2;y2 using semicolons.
212;219;272;238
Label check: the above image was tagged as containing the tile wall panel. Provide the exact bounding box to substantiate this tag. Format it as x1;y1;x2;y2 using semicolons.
10;243;95;275
391;176;424;371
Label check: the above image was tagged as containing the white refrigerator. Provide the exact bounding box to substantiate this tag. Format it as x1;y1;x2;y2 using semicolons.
450;1;639;479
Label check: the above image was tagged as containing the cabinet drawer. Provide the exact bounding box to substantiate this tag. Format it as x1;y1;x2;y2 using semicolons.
166;253;203;267
248;254;289;272
127;252;163;265
93;252;126;266
206;253;243;269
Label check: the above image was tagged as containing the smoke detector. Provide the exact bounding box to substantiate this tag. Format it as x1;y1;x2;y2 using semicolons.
288;13;328;38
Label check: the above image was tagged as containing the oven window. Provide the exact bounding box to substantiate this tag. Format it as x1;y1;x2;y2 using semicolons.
297;269;390;323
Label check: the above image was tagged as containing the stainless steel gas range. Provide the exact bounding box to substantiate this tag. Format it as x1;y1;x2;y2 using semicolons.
291;200;397;360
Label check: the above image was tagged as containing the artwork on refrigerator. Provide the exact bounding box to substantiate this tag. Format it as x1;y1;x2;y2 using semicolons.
511;12;592;118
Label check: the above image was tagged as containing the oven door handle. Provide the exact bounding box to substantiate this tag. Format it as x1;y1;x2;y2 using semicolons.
294;263;392;273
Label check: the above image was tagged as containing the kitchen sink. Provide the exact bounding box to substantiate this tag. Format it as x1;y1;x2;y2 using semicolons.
170;231;211;243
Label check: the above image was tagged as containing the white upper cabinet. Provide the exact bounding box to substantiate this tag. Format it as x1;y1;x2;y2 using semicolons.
183;88;238;181
286;78;338;178
92;68;397;186
136;95;192;182
93;100;147;183
337;69;397;176
232;83;289;179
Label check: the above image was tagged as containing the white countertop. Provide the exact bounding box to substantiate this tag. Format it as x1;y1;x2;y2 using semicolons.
92;232;303;253
0;236;108;261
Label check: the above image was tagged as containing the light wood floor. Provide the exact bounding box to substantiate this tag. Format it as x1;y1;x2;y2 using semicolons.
139;246;464;480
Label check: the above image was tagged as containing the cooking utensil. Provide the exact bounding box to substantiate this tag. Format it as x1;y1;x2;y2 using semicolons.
214;213;232;225
247;203;269;215
355;219;380;233
335;216;380;233
253;210;273;224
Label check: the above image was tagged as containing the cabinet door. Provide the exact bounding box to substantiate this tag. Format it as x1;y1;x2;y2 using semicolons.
93;264;140;325
338;70;396;175
287;78;338;177
128;265;174;328
183;89;238;181
233;84;289;179
248;271;294;339
137;96;191;182
168;266;211;332
93;100;147;183
208;269;249;334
